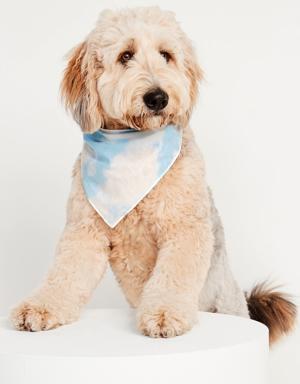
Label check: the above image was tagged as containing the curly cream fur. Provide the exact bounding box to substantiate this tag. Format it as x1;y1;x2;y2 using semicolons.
12;7;294;341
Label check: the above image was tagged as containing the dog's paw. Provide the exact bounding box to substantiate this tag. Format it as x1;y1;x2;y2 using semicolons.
11;302;61;332
137;306;196;338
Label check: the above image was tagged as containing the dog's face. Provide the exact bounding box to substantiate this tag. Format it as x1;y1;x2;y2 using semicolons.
61;7;202;132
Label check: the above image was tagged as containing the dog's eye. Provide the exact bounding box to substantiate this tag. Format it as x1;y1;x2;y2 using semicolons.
160;50;171;63
119;51;134;64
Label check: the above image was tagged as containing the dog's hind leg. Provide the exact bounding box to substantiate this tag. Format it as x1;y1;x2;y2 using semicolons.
198;189;249;318
11;159;110;331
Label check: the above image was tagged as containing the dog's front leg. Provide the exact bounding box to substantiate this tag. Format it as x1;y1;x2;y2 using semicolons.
11;160;110;331
137;221;213;338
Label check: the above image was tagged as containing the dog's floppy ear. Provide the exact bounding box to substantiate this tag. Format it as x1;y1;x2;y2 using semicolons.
61;42;104;132
183;40;203;115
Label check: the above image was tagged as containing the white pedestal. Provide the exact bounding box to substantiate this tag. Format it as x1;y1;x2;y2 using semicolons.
0;309;269;384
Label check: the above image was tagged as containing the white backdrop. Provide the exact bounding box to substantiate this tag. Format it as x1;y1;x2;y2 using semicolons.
0;0;299;382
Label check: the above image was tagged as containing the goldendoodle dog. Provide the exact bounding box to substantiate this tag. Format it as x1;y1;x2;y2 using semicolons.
11;7;296;343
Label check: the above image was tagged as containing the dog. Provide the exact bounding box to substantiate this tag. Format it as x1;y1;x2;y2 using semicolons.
11;7;296;343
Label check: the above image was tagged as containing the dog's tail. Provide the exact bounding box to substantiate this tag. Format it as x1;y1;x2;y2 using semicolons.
246;281;297;344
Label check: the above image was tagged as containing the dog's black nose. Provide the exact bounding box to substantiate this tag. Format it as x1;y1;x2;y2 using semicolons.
143;88;169;111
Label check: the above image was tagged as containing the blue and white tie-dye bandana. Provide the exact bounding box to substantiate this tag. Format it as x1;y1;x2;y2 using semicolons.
81;125;182;228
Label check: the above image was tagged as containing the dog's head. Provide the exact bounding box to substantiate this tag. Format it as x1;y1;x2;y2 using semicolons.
61;7;202;132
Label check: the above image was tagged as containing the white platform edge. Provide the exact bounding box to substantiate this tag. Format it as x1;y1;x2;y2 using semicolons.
0;309;269;384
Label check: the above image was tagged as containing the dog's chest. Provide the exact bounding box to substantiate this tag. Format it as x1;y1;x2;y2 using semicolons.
110;147;202;237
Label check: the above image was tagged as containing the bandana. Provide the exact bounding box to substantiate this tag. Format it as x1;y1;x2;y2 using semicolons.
81;125;182;228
